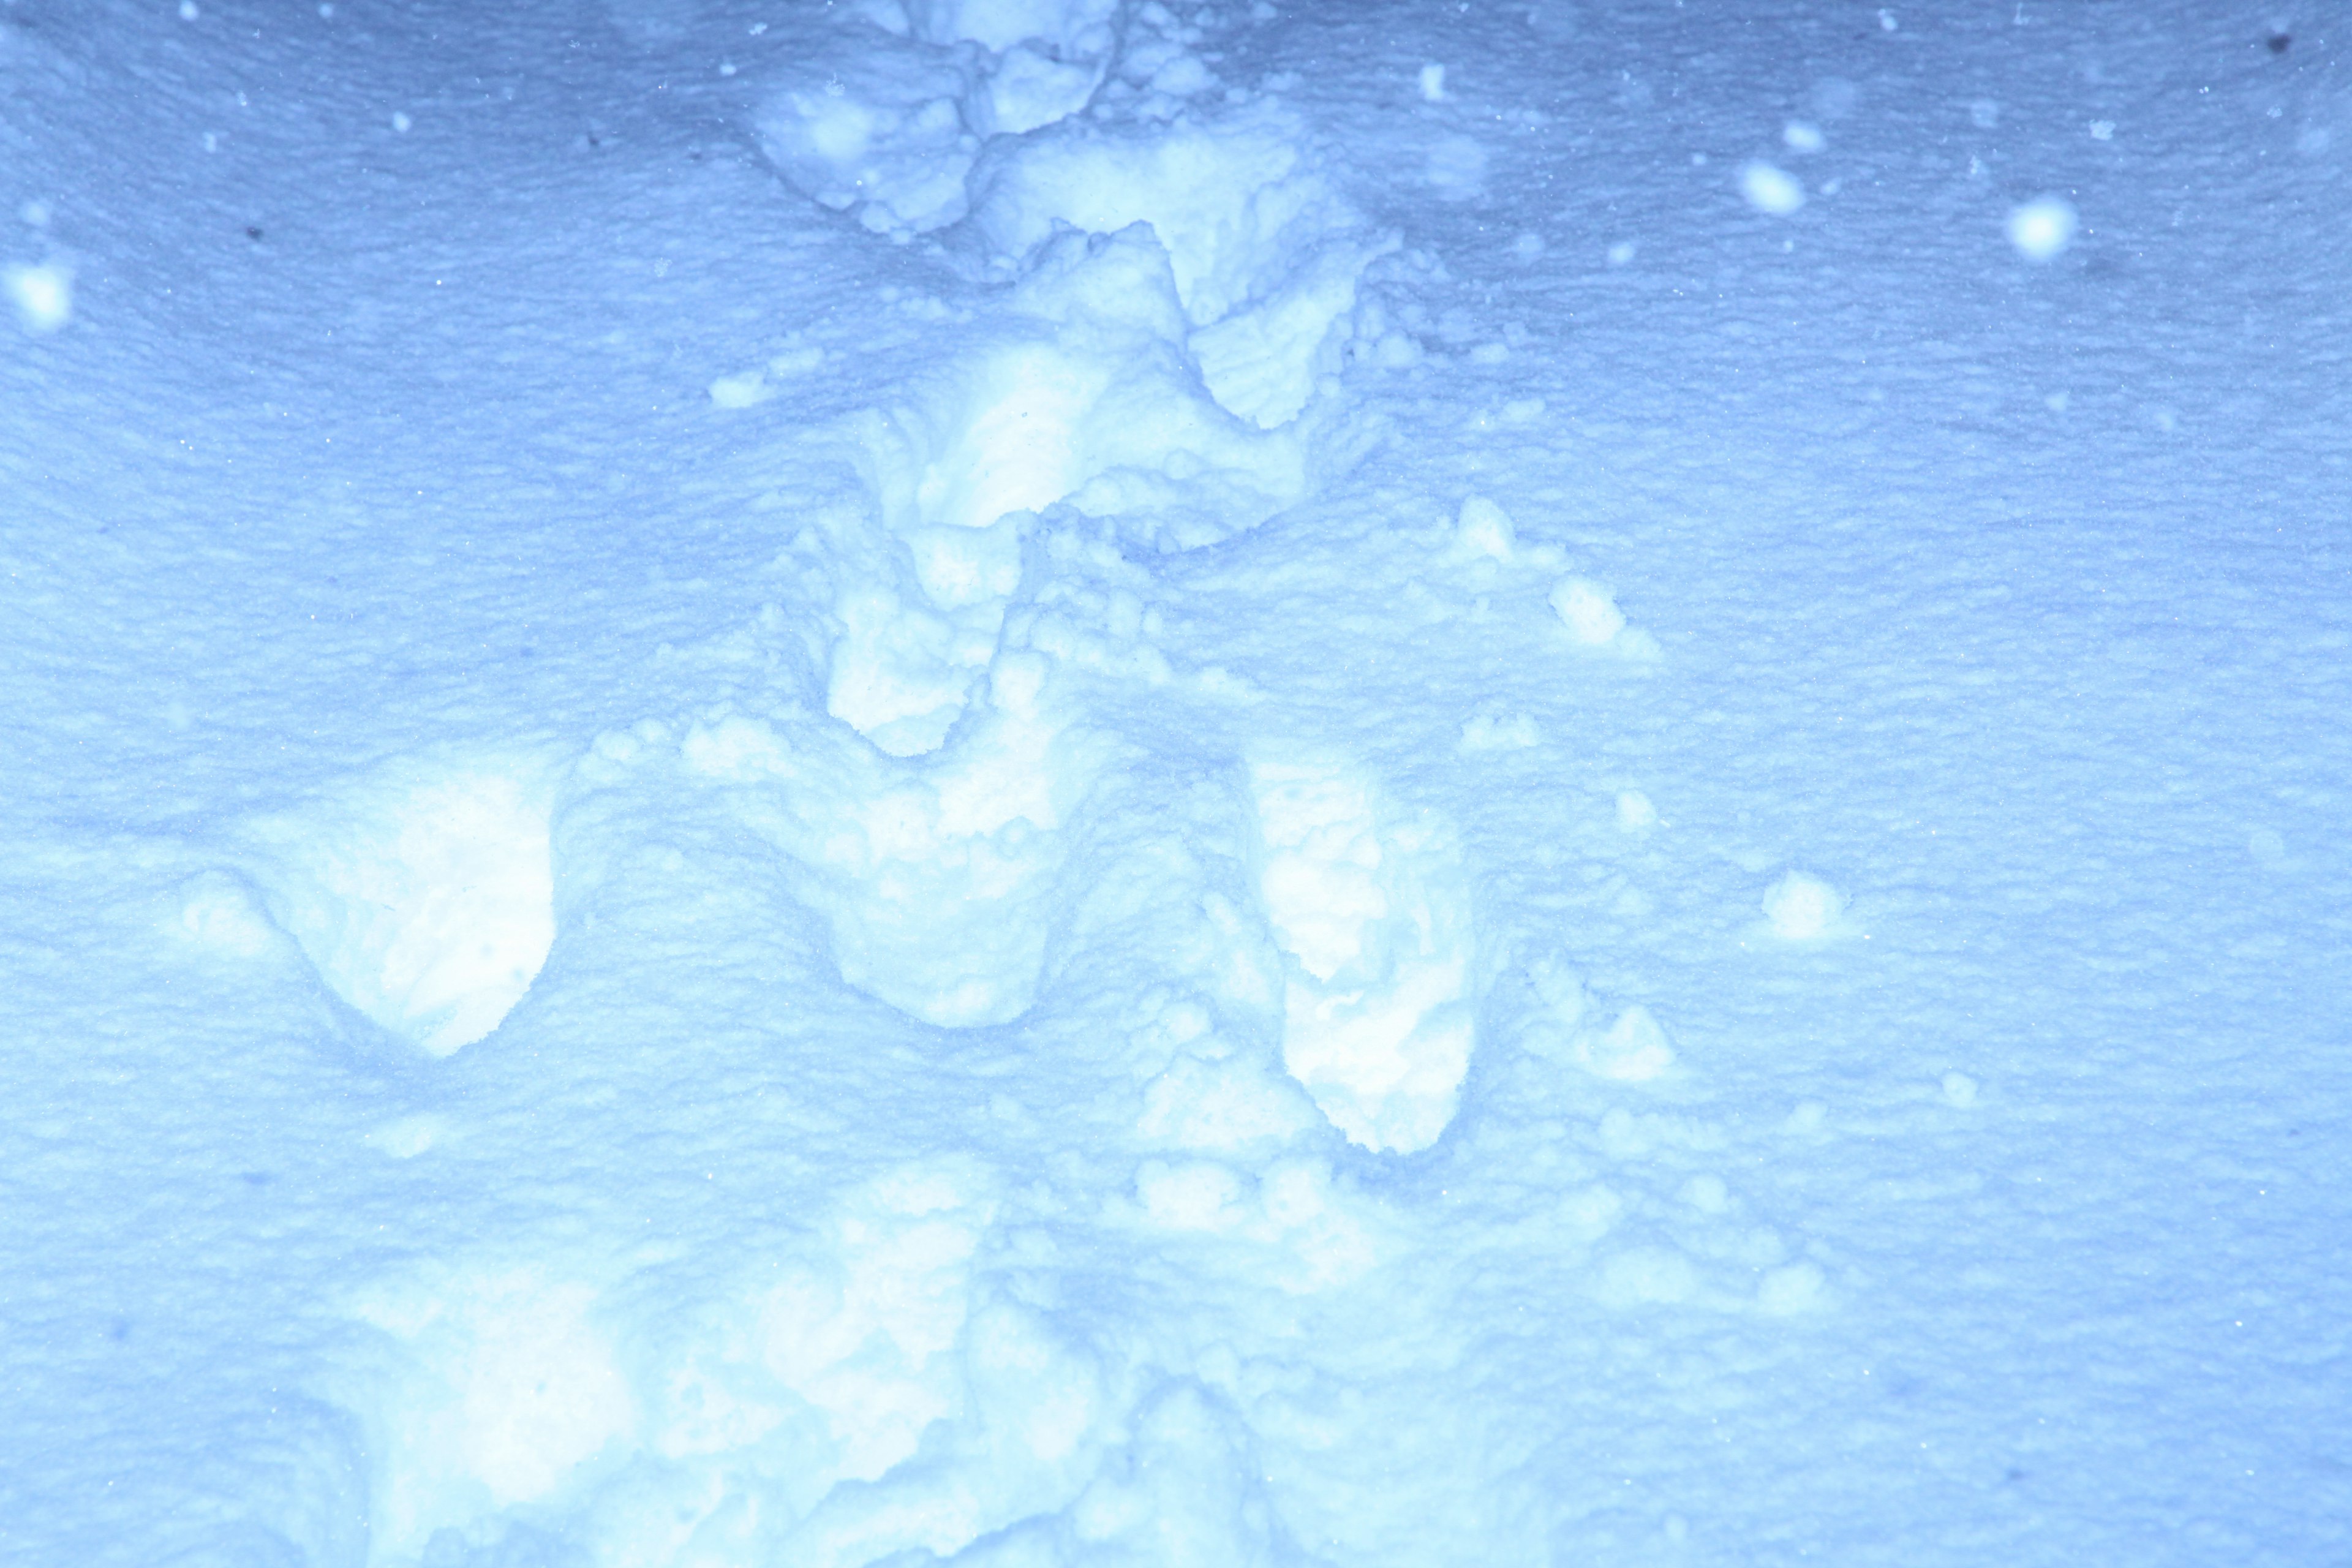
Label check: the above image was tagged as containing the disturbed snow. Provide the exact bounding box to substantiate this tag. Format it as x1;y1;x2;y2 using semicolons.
2;1;2348;1565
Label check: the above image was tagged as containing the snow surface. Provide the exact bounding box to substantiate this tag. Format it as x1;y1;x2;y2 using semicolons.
3;0;2349;1564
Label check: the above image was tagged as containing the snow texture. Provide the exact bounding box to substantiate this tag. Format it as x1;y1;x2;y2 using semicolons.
3;1;2348;1566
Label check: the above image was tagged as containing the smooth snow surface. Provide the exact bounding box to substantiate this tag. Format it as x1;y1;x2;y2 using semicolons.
4;1;2349;1564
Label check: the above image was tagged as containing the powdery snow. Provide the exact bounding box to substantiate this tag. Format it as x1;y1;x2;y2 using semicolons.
2;1;2346;1565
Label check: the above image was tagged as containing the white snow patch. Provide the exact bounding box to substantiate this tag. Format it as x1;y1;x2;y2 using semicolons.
1549;575;1626;645
1149;52;1217;97
1454;493;1516;559
5;262;71;333
1191;234;1391;428
1740;161;1805;216
755;45;978;235
756;1164;997;1483
707;368;771;409
1139;1049;1321;1155
1574;1004;1675;1083
244;762;558;1056
1137;1158;1249;1231
2007;195;2078;261
1784;1099;1828;1136
862;224;1312;562
1682;1174;1730;1213
970;41;1109;135
1250;757;1477;1153
969;103;1364;327
1760;870;1845;940
340;1267;636;1555
687;683;1099;1027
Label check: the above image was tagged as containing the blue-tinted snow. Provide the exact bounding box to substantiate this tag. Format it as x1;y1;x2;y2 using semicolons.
2;0;2347;1563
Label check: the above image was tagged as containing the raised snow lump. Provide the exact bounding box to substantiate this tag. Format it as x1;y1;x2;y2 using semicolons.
1762;870;1845;940
753;1;1122;234
755;42;979;235
1740;160;1805;216
243;762;557;1056
967;108;1354;323
2007;194;2078;261
5;262;71;333
965;100;1385;429
680;674;1101;1028
857;224;1310;562
339;1265;635;1554
1550;575;1627;645
1250;757;1477;1153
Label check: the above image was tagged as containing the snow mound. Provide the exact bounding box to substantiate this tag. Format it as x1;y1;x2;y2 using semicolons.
336;1265;635;1555
967;37;1110;137
2007;194;2079;262
1550;575;1627;645
968;105;1351;324
755;39;981;236
1454;493;1517;559
5;261;71;334
828;225;1309;756
824;545;1022;758
1740;160;1805;216
967;105;1386;428
870;227;1310;544
679;673;1098;1028
242;762;557;1056
1249;757;1478;1153
754;1;1120;233
327;1157;1313;1567
788;94;1388;771
1761;870;1846;940
1425;132;1488;200
914;0;1118;135
1139;1047;1322;1156
1189;234;1391;429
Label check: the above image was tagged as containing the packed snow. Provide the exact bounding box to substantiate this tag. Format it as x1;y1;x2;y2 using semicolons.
2;1;2348;1564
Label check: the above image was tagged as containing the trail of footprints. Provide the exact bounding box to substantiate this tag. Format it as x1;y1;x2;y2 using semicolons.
214;0;1461;1129
155;4;1834;1559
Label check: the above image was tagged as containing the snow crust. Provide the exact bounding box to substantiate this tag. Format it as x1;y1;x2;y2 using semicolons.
4;1;2347;1564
